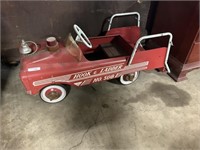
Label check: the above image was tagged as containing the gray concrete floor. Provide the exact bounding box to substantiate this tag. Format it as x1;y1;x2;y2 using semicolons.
1;65;200;150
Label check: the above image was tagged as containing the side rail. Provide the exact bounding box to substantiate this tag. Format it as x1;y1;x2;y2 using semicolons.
128;32;173;73
107;12;140;31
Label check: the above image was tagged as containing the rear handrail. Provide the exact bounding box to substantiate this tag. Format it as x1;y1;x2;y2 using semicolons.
107;12;140;31
128;32;173;73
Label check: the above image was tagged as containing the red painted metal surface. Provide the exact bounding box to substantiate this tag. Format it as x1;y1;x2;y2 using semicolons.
106;26;141;47
20;26;167;95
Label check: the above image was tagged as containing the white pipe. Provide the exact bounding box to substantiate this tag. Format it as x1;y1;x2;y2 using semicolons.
128;32;173;73
107;12;140;31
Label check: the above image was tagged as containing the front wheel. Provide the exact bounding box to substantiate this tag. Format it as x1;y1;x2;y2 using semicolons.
40;85;70;103
119;71;139;85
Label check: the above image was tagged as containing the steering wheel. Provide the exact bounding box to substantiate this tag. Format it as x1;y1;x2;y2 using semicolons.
73;24;92;48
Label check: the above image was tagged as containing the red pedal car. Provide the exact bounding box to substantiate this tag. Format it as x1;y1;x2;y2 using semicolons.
19;12;173;103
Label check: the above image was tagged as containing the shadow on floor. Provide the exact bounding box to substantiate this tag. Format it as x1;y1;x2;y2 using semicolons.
1;64;14;92
123;82;192;107
67;84;135;149
169;133;200;150
68;84;125;129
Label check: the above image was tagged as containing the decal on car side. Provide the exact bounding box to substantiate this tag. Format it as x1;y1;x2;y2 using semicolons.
32;61;149;86
69;64;124;81
33;63;124;86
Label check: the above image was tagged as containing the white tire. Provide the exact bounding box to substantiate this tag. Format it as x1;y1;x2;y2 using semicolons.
40;85;70;103
119;71;139;85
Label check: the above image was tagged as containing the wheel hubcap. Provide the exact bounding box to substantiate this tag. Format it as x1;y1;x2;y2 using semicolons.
45;88;62;101
123;73;135;81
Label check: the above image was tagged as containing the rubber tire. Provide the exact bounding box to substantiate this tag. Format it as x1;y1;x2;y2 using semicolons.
119;71;140;85
40;84;70;104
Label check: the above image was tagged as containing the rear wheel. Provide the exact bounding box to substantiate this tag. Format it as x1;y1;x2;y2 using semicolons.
119;71;139;85
40;85;70;103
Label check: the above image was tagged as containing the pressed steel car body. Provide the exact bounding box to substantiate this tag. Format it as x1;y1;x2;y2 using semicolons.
20;12;173;103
